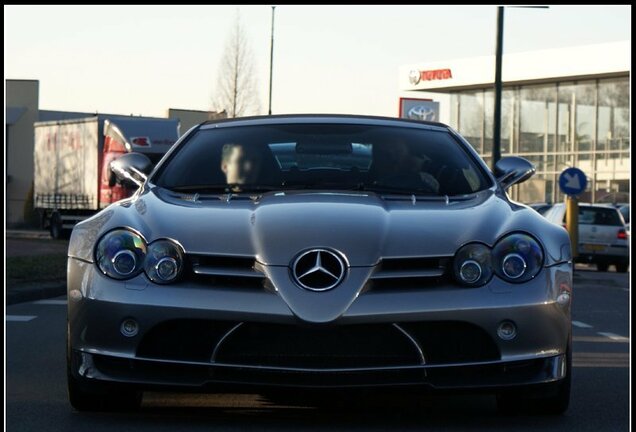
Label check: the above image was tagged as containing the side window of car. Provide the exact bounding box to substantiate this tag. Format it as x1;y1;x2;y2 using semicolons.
578;210;596;225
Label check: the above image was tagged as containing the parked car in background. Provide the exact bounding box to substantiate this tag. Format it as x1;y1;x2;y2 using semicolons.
67;115;573;415
543;203;629;272
528;202;553;216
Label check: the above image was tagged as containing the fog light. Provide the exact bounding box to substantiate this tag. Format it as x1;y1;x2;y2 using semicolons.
497;321;517;340
120;319;139;337
459;260;482;283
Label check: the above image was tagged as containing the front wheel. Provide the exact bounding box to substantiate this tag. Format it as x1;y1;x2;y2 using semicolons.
67;322;141;412
615;263;628;273
50;212;71;239
67;371;142;412
596;262;609;272
496;345;571;415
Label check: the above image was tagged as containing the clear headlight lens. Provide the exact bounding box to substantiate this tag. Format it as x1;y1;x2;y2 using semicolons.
492;233;544;283
453;243;493;286
144;240;184;284
95;229;184;284
95;229;147;279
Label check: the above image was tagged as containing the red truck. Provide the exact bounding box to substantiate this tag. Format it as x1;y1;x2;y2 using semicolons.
34;115;180;238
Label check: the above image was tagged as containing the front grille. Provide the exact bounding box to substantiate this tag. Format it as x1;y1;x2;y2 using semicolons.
191;254;258;271
183;254;457;292
185;254;268;290
215;323;422;369
377;257;450;273
366;256;452;291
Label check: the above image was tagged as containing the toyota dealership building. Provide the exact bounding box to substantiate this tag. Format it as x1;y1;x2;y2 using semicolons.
399;41;629;204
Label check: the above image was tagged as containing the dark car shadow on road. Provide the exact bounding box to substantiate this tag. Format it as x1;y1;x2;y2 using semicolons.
68;392;570;431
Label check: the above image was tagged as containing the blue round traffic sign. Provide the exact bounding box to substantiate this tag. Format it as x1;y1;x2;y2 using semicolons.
559;167;587;196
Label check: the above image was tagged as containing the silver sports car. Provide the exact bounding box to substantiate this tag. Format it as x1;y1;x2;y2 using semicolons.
67;115;573;414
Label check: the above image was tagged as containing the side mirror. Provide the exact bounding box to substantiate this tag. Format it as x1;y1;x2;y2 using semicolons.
110;152;153;188
494;156;535;191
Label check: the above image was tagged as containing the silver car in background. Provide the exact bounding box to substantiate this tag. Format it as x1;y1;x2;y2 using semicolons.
67;115;573;414
544;203;629;272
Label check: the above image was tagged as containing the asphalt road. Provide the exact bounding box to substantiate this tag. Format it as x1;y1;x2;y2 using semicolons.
6;237;69;258
6;269;630;431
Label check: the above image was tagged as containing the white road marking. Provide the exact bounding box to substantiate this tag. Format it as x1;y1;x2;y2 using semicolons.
573;336;629;343
597;332;629;342
572;320;593;328
573;352;629;368
6;315;37;322
32;299;67;305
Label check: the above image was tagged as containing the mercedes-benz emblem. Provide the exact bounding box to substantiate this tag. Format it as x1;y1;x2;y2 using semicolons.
292;249;347;291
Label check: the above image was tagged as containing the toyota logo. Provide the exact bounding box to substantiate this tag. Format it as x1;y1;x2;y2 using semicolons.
292;249;347;291
409;70;421;85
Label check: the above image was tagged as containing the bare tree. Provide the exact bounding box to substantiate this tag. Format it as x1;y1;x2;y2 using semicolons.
213;12;261;118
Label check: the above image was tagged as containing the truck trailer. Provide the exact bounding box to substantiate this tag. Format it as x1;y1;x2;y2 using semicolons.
34;115;180;238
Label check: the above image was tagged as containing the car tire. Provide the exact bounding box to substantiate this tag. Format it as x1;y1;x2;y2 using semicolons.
50;212;71;240
67;371;142;412
67;323;142;412
496;343;571;416
596;262;609;272
615;263;628;273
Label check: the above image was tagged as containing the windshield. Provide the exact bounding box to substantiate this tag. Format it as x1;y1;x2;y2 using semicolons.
153;123;492;196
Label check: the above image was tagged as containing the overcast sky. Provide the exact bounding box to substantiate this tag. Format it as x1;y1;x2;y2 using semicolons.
4;5;631;118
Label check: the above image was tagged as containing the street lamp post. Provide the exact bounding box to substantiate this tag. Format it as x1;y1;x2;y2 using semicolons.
492;6;504;170
492;6;548;171
268;6;276;115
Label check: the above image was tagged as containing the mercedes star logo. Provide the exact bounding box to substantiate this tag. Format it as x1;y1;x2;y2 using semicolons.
292;249;347;291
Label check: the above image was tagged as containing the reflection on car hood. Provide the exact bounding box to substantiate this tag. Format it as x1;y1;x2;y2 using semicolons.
69;186;570;267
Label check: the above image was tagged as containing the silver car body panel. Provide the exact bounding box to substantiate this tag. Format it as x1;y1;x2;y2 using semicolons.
69;188;572;267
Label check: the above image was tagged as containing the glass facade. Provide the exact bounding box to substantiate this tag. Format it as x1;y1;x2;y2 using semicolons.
450;76;630;204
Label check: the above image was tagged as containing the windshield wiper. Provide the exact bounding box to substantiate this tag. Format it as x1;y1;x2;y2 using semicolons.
354;183;441;196
168;183;282;194
280;180;365;190
278;181;442;196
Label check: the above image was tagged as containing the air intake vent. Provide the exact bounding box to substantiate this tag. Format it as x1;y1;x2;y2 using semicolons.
371;256;450;279
189;254;265;278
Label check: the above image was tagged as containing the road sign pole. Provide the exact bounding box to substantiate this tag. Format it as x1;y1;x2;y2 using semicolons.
566;196;578;259
559;167;586;261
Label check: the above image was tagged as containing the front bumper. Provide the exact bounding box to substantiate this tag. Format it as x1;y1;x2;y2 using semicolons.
68;258;572;391
70;350;567;392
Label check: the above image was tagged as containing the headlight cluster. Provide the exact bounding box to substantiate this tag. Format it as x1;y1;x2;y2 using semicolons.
453;233;544;286
95;229;184;284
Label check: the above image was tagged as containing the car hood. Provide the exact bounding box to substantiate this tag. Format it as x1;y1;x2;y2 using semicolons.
71;186;569;268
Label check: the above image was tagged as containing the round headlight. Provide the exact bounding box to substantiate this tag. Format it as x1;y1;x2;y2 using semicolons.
493;233;543;283
502;253;527;279
112;250;138;276
95;229;147;279
459;260;482;283
144;240;184;284
453;243;493;287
